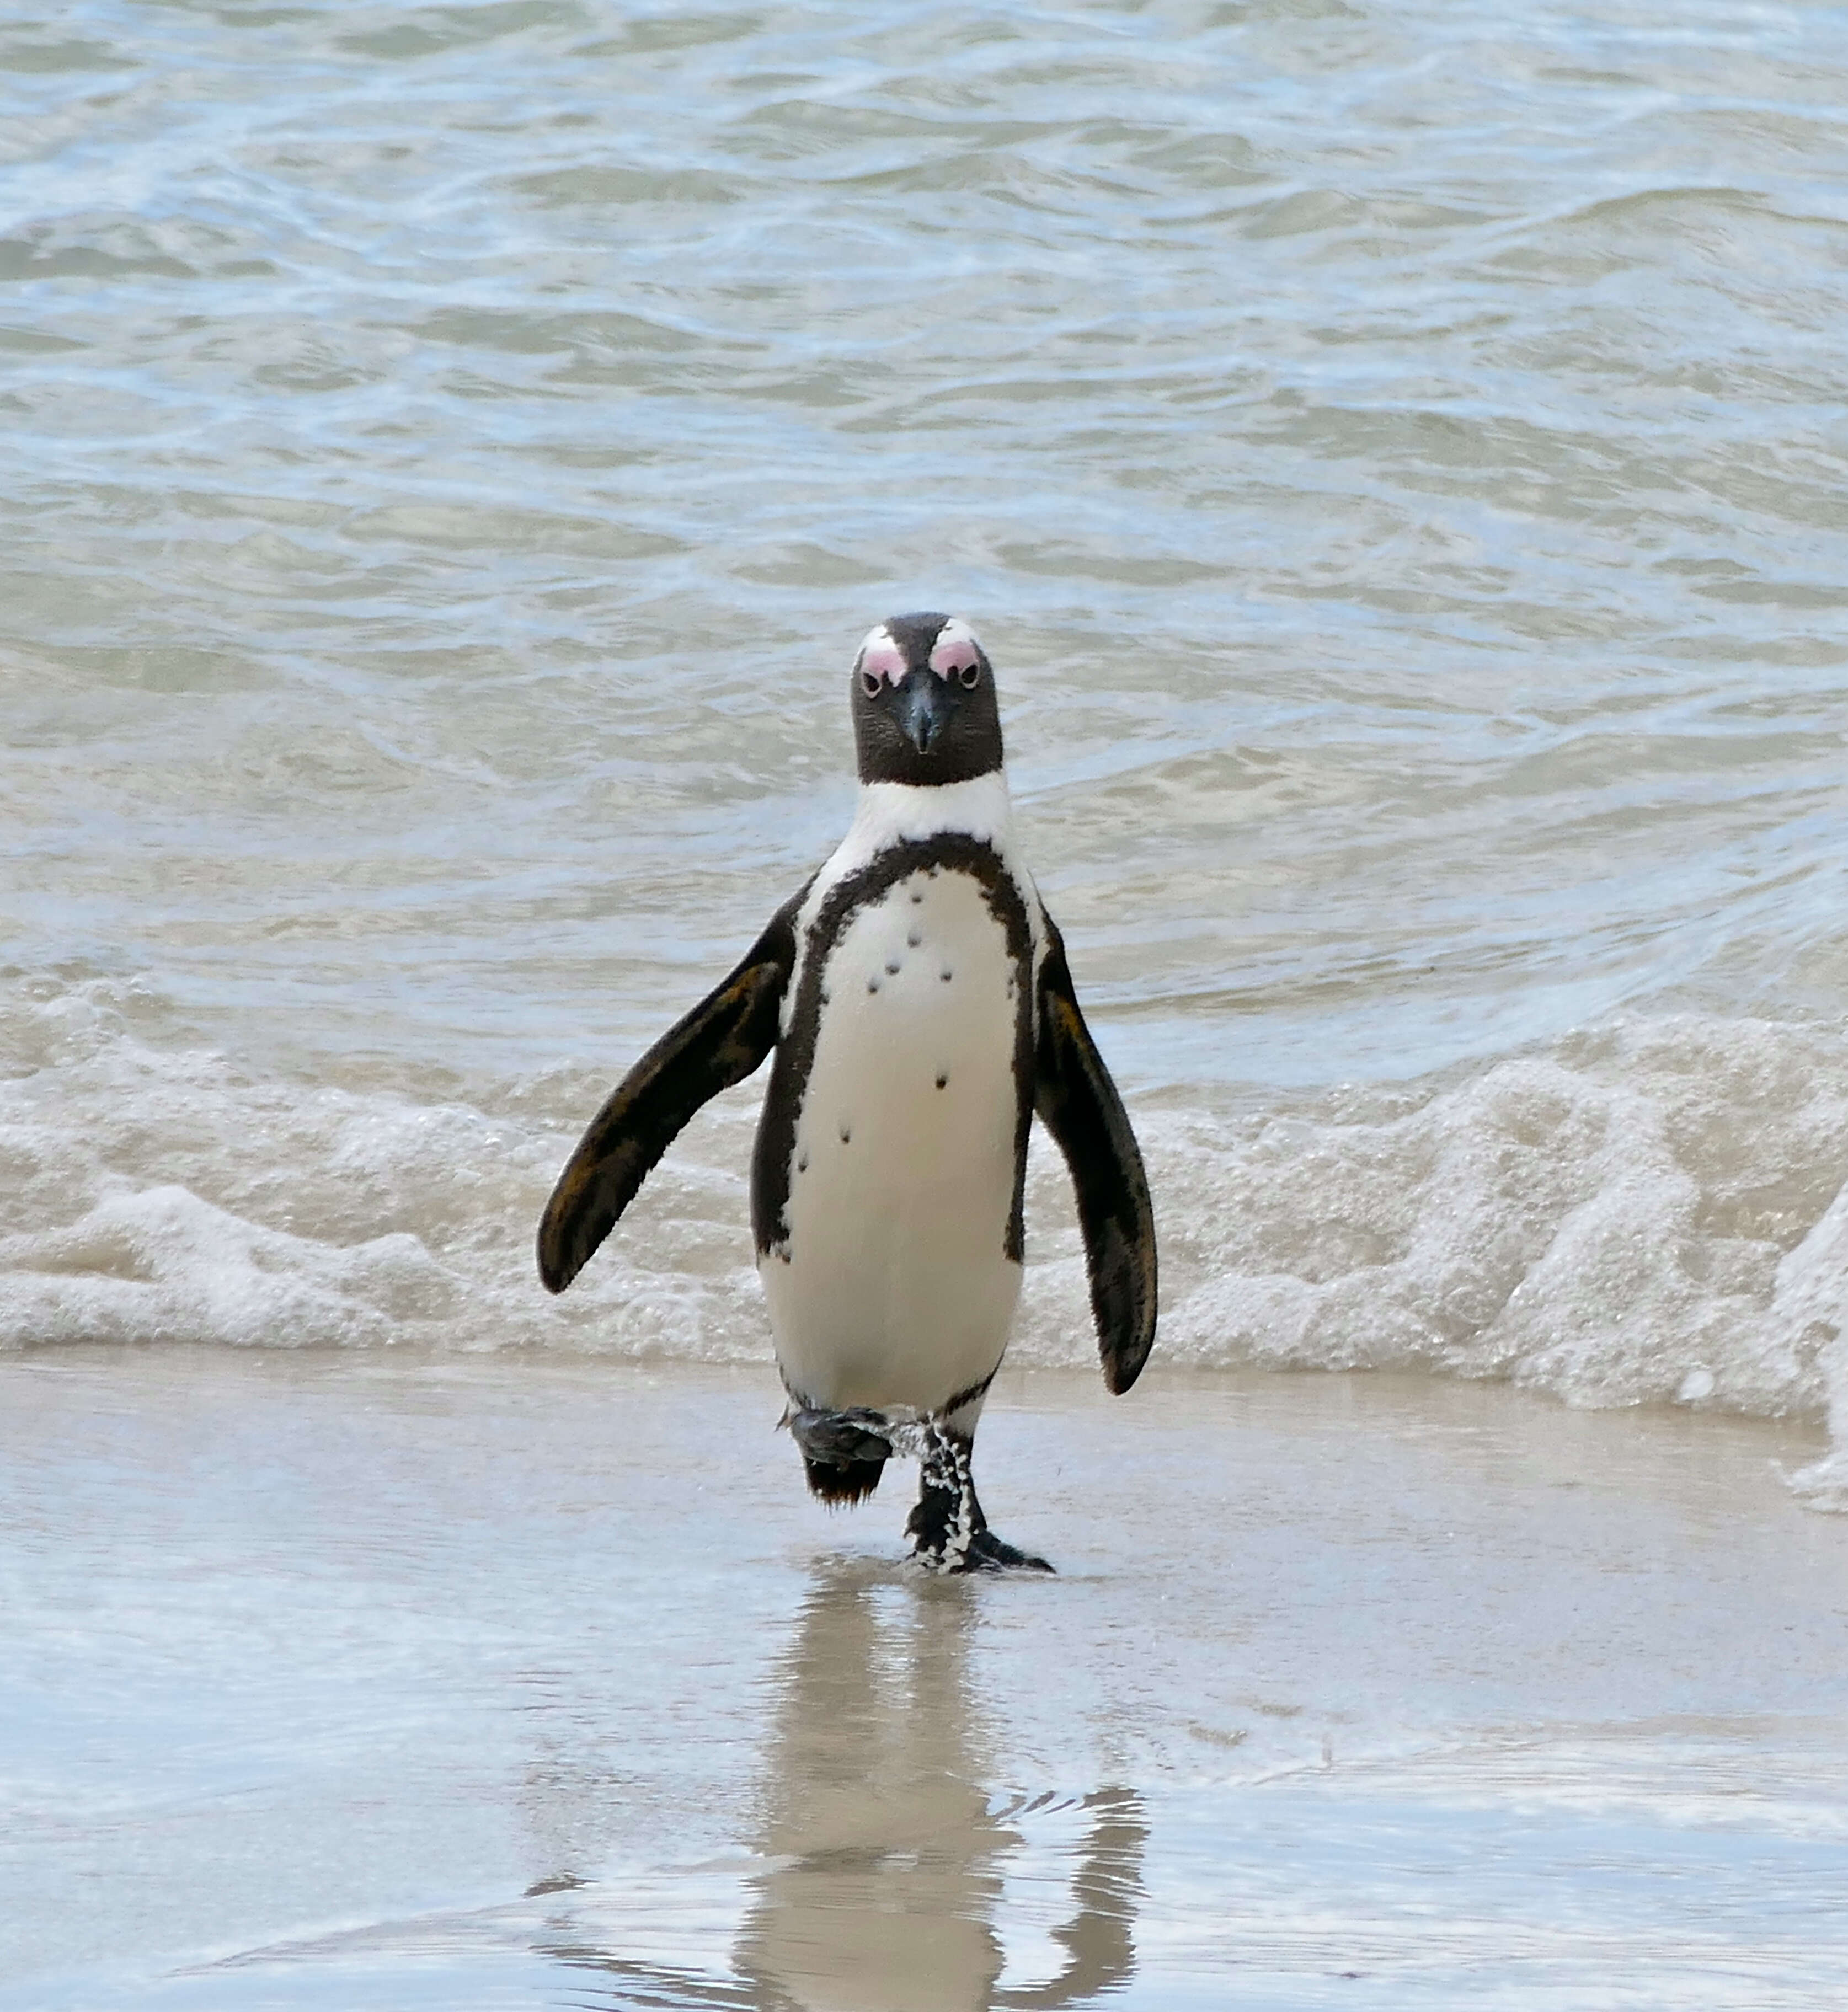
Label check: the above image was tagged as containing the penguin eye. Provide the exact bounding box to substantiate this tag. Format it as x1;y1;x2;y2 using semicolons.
958;662;980;689
860;670;882;698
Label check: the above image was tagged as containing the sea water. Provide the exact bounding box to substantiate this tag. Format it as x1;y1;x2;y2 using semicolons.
5;0;1847;1487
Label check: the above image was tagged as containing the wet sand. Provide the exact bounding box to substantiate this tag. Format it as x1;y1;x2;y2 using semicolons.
3;1351;1846;2010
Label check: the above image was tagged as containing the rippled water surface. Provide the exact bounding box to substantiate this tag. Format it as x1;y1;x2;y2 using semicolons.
5;0;1848;1467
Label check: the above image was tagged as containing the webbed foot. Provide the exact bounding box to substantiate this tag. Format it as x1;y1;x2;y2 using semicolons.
903;1419;1054;1576
963;1528;1054;1574
788;1405;893;1505
787;1405;893;1466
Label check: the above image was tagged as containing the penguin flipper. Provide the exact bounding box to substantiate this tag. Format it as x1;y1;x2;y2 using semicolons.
537;898;801;1294
1033;919;1157;1394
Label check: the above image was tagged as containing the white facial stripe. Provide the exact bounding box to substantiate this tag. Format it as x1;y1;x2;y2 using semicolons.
857;625;909;687
928;617;982;681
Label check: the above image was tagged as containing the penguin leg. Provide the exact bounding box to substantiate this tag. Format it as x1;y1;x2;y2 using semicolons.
902;1419;1053;1576
787;1405;891;1506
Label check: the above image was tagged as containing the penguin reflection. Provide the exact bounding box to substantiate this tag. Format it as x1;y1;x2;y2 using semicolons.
738;1559;1003;2010
540;1559;1145;2010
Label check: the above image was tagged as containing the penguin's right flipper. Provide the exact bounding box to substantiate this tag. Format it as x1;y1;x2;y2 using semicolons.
537;896;802;1293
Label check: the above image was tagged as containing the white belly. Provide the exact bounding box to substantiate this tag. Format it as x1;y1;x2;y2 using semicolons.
760;868;1025;1413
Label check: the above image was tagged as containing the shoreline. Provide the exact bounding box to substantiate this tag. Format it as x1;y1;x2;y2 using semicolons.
4;1351;1846;2008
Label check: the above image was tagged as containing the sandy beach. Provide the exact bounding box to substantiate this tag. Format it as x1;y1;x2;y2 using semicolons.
3;1350;1845;2010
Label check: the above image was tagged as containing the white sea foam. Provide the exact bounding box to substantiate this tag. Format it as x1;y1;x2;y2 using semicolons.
0;974;763;1362
5;974;1845;1500
1013;1018;1848;1487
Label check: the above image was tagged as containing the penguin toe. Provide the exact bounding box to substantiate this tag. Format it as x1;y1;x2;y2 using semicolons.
788;1404;893;1462
961;1529;1055;1574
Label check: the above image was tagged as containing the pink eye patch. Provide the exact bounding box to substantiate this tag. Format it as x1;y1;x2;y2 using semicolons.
854;617;985;693
857;629;909;687
929;630;980;681
930;619;982;685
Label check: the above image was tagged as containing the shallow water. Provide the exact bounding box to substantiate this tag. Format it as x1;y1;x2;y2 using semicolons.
8;1;1848;1481
4;1353;1847;2010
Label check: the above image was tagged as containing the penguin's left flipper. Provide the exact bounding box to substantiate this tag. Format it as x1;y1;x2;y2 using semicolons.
1033;918;1158;1395
537;895;802;1294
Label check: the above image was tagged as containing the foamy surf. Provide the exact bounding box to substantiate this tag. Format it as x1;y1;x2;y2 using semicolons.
6;971;1844;1501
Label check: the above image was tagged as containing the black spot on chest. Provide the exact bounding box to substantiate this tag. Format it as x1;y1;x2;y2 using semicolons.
750;837;1038;1262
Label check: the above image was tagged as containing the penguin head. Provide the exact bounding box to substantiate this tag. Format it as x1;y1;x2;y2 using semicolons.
850;613;1005;787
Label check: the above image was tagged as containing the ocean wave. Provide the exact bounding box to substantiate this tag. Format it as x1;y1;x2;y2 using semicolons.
4;973;1845;1502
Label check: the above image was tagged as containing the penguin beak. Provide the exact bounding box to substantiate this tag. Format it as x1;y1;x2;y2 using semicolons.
895;674;955;754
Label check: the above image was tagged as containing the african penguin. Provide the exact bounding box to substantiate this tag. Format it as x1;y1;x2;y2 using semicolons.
537;614;1157;1574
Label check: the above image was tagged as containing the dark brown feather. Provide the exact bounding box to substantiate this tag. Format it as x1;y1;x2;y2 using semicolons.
802;1454;886;1504
1033;920;1158;1393
536;896;802;1294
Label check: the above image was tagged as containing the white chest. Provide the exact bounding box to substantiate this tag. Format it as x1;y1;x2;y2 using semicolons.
759;866;1030;1412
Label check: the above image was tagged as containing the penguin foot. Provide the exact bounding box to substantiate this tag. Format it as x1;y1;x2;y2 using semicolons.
909;1524;1053;1575
787;1405;891;1506
787;1405;894;1465
901;1419;1054;1576
963;1528;1054;1574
